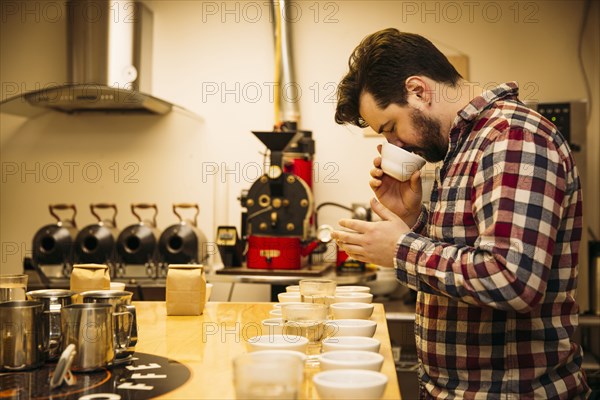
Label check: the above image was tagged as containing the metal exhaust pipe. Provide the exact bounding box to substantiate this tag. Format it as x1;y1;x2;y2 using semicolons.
270;0;300;127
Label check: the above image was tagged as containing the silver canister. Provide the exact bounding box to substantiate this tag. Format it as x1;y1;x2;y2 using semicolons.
61;303;132;372
79;290;137;358
0;300;48;371
26;289;76;360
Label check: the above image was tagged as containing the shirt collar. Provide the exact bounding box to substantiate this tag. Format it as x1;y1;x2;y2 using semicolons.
458;81;520;122
447;81;520;144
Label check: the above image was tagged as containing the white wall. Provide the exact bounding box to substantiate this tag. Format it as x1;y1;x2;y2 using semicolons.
1;1;599;284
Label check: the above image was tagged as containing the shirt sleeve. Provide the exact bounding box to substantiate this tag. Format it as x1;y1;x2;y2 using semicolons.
394;128;568;313
393;204;428;282
411;204;429;235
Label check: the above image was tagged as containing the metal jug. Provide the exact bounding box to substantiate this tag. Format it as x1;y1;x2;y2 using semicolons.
26;289;76;360
80;290;138;358
0;300;48;371
61;303;132;371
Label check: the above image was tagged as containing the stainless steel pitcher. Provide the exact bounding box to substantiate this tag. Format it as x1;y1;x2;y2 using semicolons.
0;300;47;371
61;303;132;371
26;289;76;360
80;290;138;358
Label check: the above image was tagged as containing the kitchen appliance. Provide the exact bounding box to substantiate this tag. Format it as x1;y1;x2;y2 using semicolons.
0;0;174;117
74;204;118;270
158;204;209;271
31;204;78;280
116;203;159;279
240;128;316;270
233;1;323;270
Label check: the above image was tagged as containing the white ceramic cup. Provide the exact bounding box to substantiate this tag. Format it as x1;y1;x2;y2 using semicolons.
331;302;375;320
313;369;388;399
321;336;381;353
318;350;384;372
335;286;371;294
380;142;426;182
333;292;373;304
324;319;377;338
246;334;309;353
278;292;301;303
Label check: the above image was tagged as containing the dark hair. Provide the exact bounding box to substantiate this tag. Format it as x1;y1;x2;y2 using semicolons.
335;29;462;127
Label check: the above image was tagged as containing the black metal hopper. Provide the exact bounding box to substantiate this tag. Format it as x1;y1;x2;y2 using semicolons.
251;130;303;152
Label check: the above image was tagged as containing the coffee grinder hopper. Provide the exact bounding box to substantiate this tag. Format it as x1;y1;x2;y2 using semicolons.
251;130;303;167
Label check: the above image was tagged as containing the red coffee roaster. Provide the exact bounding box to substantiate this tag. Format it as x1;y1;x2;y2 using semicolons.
239;128;316;270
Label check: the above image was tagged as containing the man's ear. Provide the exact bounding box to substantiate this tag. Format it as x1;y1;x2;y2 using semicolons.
405;76;431;105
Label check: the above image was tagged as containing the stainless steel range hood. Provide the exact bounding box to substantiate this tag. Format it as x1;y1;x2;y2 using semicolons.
0;0;173;117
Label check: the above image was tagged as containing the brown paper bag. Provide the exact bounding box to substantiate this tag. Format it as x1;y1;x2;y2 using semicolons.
70;264;110;293
166;264;206;316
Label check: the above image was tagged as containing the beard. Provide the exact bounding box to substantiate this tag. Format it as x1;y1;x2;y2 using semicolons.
405;108;448;163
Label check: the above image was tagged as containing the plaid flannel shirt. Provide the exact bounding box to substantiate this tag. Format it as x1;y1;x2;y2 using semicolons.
394;82;590;399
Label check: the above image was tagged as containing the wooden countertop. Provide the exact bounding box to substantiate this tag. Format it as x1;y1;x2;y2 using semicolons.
134;301;402;399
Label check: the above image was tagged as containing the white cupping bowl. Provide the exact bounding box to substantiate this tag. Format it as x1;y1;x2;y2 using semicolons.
325;319;377;337
331;302;375;320
322;336;381;353
335;285;371;293
313;369;388;400
380;142;426;182
247;335;308;353
285;285;300;292
318;350;384;372
277;292;301;302
333;292;373;304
